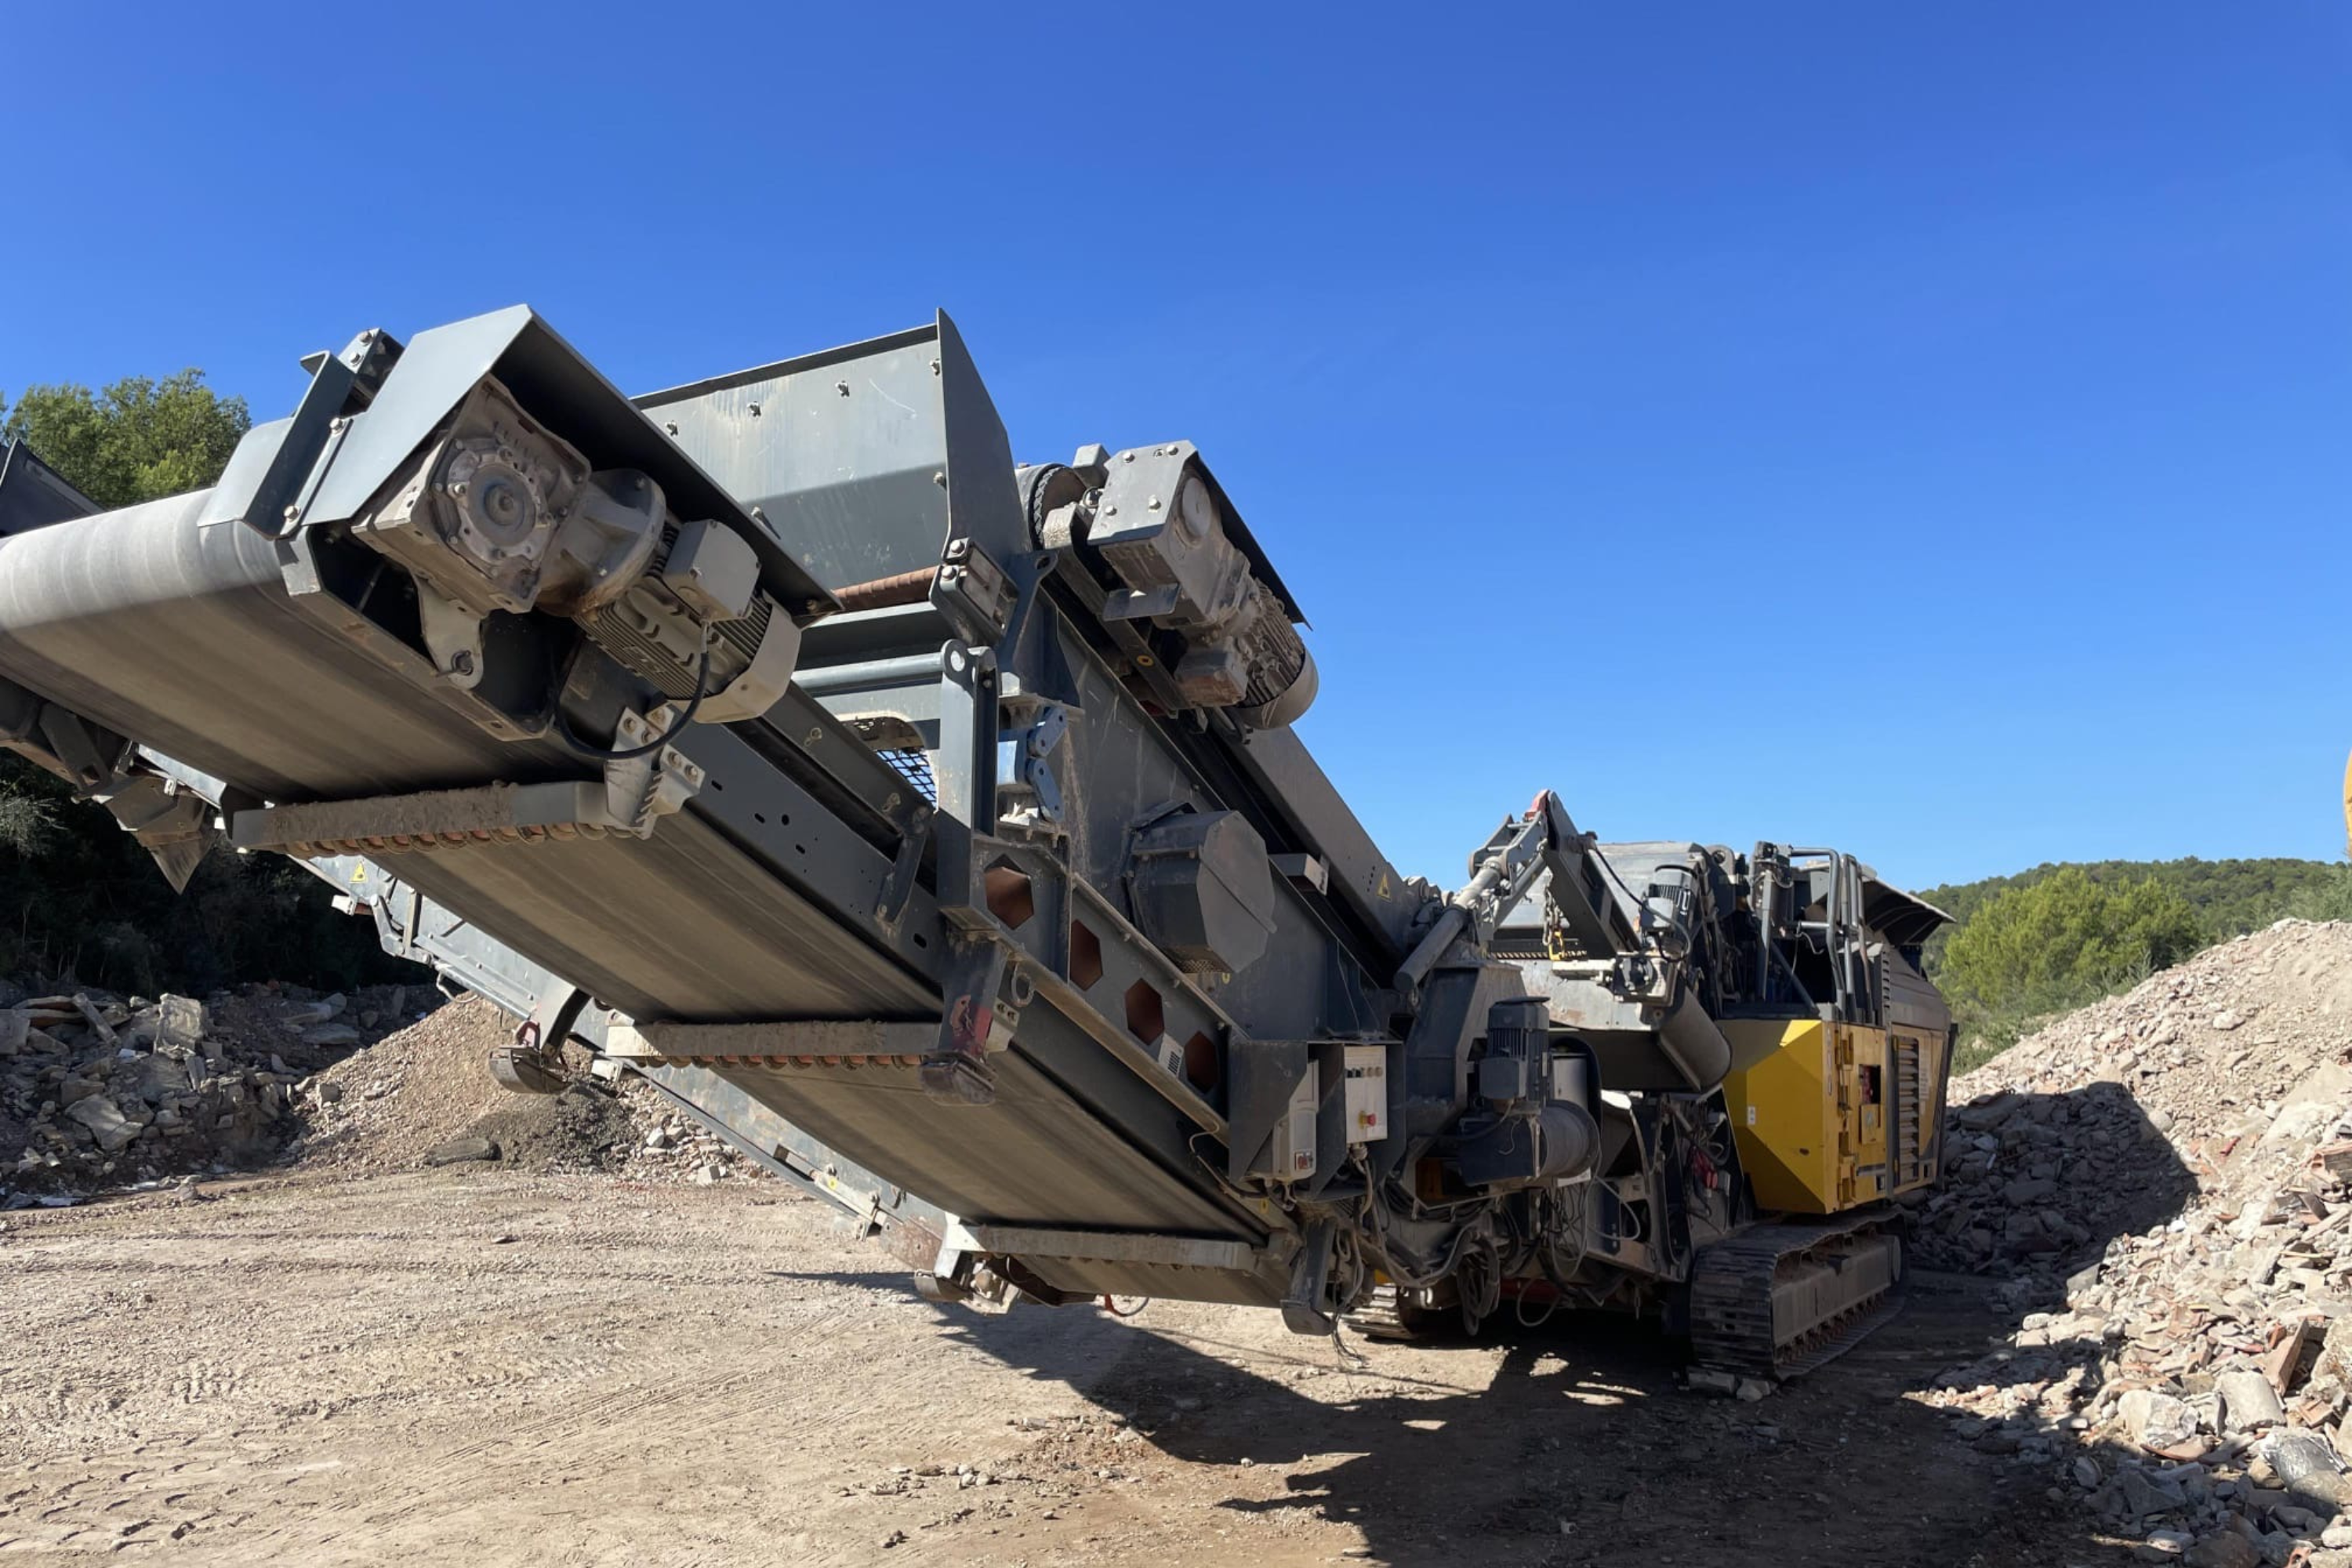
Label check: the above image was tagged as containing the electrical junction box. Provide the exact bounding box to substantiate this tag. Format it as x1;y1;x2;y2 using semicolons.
1343;1044;1388;1142
1266;1062;1319;1181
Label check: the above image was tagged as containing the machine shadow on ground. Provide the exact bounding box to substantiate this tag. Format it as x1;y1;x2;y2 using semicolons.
800;1080;2200;1566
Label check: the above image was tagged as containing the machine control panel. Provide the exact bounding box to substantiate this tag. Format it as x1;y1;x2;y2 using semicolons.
1343;1043;1389;1143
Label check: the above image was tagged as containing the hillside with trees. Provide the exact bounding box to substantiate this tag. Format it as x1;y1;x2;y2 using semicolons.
1918;857;2352;1065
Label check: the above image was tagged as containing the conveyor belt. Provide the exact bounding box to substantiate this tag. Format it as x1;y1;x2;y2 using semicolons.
0;485;1267;1265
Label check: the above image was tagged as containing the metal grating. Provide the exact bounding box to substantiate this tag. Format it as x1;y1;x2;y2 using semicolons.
1893;1034;1923;1187
878;748;937;803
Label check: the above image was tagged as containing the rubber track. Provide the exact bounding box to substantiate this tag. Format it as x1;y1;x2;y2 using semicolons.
1345;1283;1421;1341
1687;1212;1902;1381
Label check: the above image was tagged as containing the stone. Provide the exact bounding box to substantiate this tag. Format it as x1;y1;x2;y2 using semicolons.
2117;1467;2190;1516
155;994;205;1053
72;994;117;1046
2216;1369;2285;1434
2184;1534;2261;1568
2260;1428;2345;1513
1956;1094;2021;1131
64;1094;141;1153
423;1136;499;1167
314;1080;345;1104
302;1024;361;1047
2121;1390;2205;1458
2075;1457;2103;1487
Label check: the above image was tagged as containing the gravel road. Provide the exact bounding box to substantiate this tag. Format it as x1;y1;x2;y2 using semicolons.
1;1169;2123;1565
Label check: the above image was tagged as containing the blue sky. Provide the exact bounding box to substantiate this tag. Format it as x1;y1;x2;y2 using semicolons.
3;3;2347;891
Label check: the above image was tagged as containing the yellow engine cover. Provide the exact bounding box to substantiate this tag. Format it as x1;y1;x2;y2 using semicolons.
1720;1019;1911;1215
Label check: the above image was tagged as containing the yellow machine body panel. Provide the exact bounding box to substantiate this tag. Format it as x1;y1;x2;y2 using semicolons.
1722;1019;1919;1215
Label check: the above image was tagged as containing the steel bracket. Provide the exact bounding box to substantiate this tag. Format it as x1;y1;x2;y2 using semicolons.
920;929;1021;1105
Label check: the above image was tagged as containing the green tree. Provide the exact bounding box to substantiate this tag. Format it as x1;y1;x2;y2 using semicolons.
1941;868;2202;1054
1;371;250;510
2287;865;2352;924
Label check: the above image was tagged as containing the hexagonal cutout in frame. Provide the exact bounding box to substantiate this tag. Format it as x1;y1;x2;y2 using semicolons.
1123;978;1164;1044
1069;920;1105;990
984;858;1036;929
1182;1031;1220;1093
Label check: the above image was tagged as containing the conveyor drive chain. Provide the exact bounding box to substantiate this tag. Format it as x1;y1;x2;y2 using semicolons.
1687;1212;1904;1381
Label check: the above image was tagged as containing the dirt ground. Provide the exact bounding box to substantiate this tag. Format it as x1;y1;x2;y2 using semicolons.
0;1168;2136;1567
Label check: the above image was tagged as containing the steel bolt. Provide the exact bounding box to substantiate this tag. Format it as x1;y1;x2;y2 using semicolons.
1146;496;1162;511
451;652;476;676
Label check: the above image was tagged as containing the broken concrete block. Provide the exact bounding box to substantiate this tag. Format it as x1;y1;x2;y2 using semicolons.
64;1094;141;1154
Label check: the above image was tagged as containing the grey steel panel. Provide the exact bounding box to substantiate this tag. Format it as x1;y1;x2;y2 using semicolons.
376;818;937;1022
710;1048;1251;1236
0;440;100;536
636;1062;950;1246
1004;1254;1286;1308
946;1221;1259;1272
303;307;834;616
1224;721;1422;959
637;313;1028;598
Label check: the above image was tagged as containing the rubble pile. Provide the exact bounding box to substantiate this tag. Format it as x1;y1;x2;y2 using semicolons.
1911;920;2352;1565
294;994;754;1184
2;984;419;1200
617;1080;754;1185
